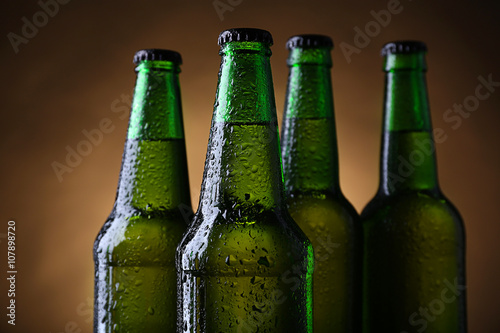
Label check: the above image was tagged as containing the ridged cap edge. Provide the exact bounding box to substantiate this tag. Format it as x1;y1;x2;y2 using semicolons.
218;28;273;46
286;34;333;50
381;41;427;56
133;49;182;65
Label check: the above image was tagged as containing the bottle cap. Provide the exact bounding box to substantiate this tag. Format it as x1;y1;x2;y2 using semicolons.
381;41;427;56
218;28;273;46
133;49;182;65
286;34;333;50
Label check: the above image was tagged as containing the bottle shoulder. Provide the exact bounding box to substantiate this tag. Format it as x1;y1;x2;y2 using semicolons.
94;207;190;265
360;190;466;263
361;190;464;231
177;208;313;274
285;191;360;248
286;190;358;221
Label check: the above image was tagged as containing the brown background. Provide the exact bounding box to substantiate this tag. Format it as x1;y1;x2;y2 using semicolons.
1;0;499;332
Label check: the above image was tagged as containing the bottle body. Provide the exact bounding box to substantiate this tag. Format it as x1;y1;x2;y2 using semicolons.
362;189;466;332
177;29;313;333
179;209;313;333
94;52;192;332
281;36;360;332
94;206;188;331
285;192;359;332
361;42;466;332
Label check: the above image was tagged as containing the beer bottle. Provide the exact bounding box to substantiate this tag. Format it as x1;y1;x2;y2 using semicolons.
361;41;467;332
93;49;192;332
176;28;314;333
281;34;361;332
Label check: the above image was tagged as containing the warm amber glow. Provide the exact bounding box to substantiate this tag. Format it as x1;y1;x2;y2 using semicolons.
1;1;499;332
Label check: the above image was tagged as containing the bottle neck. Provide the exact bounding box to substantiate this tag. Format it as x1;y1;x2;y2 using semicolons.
115;61;191;212
199;42;284;216
281;47;340;195
379;53;439;195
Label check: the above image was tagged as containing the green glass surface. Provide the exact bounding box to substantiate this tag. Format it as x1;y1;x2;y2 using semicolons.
177;37;314;333
128;61;185;140
361;47;466;332
281;44;361;332
94;58;192;332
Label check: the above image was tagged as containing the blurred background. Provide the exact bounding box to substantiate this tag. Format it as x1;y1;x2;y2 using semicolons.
1;0;499;331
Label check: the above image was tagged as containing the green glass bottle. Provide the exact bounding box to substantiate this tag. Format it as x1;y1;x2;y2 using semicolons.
176;28;314;333
93;49;192;332
281;34;361;332
361;41;466;332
